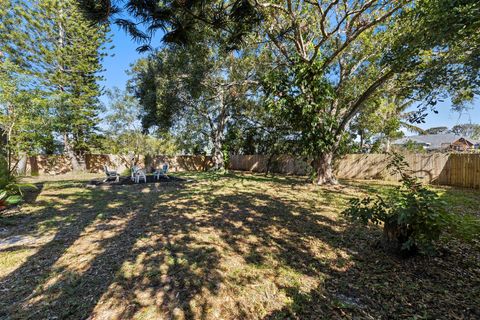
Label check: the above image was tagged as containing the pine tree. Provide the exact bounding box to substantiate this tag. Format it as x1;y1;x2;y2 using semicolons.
0;0;110;171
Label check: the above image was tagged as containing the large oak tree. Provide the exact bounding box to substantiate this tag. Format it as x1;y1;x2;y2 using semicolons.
79;0;480;183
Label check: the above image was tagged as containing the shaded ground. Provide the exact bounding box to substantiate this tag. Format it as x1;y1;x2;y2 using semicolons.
89;174;185;186
0;172;479;319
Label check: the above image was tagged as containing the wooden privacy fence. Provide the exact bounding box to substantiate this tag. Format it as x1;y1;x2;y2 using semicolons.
22;153;480;189
228;154;310;176
26;154;213;176
228;154;480;189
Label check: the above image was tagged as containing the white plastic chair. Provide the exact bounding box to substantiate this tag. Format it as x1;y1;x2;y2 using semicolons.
103;165;120;182
131;166;146;183
135;169;146;183
131;166;138;181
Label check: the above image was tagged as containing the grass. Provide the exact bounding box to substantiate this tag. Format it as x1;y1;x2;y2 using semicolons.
0;171;479;319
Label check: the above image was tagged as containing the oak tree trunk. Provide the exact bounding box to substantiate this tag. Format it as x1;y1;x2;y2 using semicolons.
212;138;225;170
314;152;338;185
16;153;28;175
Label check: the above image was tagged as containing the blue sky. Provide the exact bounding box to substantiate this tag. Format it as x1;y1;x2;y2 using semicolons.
100;25;152;96
100;26;479;135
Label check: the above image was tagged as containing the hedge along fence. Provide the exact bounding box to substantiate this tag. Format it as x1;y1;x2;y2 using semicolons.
25;154;214;176
228;153;480;189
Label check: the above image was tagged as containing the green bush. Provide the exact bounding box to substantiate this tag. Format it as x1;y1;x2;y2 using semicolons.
121;167;132;176
343;153;447;254
0;190;22;209
0;155;35;211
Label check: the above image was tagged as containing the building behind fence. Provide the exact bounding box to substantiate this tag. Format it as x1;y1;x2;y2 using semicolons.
23;153;480;189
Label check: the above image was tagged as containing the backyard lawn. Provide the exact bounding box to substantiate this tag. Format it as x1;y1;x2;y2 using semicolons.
0;172;479;319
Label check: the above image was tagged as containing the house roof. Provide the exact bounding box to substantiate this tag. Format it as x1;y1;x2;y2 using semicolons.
393;134;480;149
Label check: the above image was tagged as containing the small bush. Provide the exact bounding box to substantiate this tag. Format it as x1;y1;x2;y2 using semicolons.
121;168;132;176
0;190;22;210
0;155;35;211
343;153;447;254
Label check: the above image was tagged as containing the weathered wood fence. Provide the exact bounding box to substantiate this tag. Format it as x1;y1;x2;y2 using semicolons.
25;154;213;176
22;153;480;189
228;154;480;189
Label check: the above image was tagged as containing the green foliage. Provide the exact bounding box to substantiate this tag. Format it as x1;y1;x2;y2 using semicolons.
0;58;53;159
343;153;447;253
1;0;109;169
451;124;480;139
0;155;12;190
262;58;341;158
129;28;258;169
0;192;21;206
388;0;480;109
402;140;426;153
102;87;180;160
0;155;35;211
350;94;415;152
424;127;449;135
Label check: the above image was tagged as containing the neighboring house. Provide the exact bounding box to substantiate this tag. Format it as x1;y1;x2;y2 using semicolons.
393;134;480;152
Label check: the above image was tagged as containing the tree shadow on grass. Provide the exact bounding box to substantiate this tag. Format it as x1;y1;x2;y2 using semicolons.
172;176;479;319
0;185;126;318
0;179;225;320
0;174;478;319
227;171;308;187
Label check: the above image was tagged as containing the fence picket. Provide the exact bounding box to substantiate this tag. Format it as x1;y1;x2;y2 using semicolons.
21;153;480;189
228;153;480;189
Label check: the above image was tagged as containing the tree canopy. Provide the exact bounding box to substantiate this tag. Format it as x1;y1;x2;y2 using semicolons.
1;0;110;171
78;0;480;183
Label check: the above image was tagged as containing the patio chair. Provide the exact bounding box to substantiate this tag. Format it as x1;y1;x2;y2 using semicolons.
103;165;120;182
131;166;146;183
131;166;138;181
153;163;169;180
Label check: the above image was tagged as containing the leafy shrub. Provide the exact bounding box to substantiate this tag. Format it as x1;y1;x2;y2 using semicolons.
343;153;447;254
0;155;34;211
0;190;22;210
121;167;132;177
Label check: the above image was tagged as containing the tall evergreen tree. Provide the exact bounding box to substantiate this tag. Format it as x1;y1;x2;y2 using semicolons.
1;0;109;171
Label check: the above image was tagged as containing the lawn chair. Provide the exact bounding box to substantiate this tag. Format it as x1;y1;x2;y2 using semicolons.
131;166;146;183
131;166;138;181
153;163;169;180
103;165;120;182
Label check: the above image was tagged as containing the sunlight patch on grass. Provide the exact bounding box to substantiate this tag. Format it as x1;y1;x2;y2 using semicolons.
24;211;136;309
2;172;479;319
0;249;35;277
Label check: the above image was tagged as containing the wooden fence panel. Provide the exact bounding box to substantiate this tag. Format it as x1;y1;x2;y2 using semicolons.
23;153;480;189
27;154;213;175
228;153;480;189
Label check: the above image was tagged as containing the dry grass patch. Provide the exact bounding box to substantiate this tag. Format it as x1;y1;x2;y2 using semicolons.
0;172;478;319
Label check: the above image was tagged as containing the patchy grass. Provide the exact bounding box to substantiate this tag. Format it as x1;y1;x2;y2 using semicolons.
0;172;479;319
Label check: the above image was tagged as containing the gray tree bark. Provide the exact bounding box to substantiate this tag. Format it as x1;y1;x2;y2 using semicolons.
16;153;28;175
314;152;338;185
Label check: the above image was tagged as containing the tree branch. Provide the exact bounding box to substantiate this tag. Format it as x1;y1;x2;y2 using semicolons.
337;69;395;135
